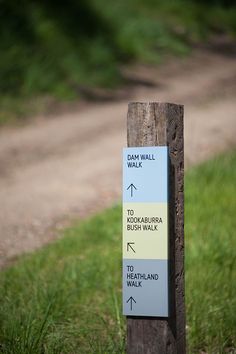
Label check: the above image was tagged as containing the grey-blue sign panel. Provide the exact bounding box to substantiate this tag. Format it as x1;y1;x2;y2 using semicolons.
123;259;169;317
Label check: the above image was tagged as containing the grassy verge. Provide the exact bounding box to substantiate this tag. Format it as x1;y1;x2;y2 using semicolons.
1;0;236;124
0;151;236;353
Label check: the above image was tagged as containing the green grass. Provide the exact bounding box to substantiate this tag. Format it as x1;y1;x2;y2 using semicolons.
1;0;236;124
185;152;236;352
0;151;236;353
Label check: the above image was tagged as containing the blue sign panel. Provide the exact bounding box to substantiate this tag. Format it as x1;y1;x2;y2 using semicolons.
123;146;168;203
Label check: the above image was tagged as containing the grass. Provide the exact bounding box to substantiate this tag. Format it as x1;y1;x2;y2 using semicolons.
0;151;236;353
185;152;236;352
1;0;236;124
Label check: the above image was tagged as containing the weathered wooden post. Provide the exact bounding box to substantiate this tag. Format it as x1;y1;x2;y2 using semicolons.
122;102;185;353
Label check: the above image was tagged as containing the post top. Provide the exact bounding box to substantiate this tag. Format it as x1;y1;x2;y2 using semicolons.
128;101;184;108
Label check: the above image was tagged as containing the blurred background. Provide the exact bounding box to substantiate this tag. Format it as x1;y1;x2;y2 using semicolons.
0;0;236;120
0;1;236;352
0;0;236;264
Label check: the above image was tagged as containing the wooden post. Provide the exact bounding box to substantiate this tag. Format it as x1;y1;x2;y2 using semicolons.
126;102;185;354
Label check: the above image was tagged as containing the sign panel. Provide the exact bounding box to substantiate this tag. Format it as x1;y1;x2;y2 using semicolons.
123;146;169;317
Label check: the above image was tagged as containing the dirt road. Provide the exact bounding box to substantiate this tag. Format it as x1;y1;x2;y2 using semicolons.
0;47;236;266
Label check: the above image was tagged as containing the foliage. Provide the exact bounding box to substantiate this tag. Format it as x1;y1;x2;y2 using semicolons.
0;0;236;101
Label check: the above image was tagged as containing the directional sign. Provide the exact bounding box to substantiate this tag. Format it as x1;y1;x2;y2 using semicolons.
123;146;169;317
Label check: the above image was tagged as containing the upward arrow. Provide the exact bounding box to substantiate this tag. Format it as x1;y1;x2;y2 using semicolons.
127;183;137;197
126;296;136;311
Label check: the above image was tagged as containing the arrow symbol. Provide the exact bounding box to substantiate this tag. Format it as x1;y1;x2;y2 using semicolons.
127;242;136;253
126;296;136;311
127;183;137;197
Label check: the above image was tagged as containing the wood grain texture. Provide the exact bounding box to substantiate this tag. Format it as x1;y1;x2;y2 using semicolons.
126;102;185;354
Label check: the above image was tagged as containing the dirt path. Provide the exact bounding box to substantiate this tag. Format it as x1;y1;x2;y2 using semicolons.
0;47;236;267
